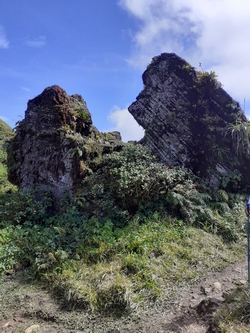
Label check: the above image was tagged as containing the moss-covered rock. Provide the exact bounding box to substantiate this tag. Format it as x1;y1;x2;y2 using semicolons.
8;86;124;198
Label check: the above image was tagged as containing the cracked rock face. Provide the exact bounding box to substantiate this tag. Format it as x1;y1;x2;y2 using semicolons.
129;54;196;167
128;53;250;190
8;85;122;197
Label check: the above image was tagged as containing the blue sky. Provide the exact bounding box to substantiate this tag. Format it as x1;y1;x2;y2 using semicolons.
1;0;250;141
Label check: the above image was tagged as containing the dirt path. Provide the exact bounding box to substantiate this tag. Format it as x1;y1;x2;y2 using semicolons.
0;259;248;333
142;258;248;333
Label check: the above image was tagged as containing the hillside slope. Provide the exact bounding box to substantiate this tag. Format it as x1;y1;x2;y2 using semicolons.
0;119;14;191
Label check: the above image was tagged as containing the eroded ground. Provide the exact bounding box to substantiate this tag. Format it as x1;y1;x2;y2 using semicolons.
0;259;248;333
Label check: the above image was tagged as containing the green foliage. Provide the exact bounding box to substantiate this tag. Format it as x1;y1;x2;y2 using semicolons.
0;226;21;272
76;145;197;224
183;64;192;71
103;132;114;140
0;186;245;314
0;139;247;315
0;189;52;226
211;286;250;331
0;119;15;192
226;119;250;157
212;143;230;161
80;110;88;120
73;109;89;120
219;170;242;190
201;70;217;78
196;69;222;91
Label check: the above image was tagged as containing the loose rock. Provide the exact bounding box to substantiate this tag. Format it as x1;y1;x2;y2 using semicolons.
25;324;40;333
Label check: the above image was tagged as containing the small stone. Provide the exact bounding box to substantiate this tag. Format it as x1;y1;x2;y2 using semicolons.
213;282;222;291
234;279;247;286
200;286;212;295
240;280;247;284
25;324;40;333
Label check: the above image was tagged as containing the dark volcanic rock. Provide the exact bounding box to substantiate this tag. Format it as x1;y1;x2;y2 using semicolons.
129;53;250;190
8;85;123;197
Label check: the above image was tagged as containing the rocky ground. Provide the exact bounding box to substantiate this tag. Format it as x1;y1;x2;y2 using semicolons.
143;258;247;333
0;259;248;333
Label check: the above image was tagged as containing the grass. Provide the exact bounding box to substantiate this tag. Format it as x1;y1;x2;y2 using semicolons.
0;215;247;332
0;215;244;316
0;194;248;331
210;287;250;332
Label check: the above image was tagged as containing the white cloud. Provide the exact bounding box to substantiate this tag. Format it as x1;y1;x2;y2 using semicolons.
107;106;144;142
25;35;46;48
0;26;9;49
119;0;250;105
119;0;201;68
21;86;31;92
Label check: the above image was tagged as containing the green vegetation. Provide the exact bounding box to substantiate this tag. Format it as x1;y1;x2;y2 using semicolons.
0;119;15;193
212;143;230;161
0;144;247;318
73;109;89;120
196;69;222;91
227;119;250;157
211;286;250;332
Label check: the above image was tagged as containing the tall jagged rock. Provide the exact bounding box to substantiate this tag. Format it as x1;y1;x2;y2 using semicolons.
129;53;250;190
9;85;123;197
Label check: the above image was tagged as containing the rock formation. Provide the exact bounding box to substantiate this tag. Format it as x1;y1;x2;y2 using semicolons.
8;54;250;195
8;85;123;197
129;53;250;190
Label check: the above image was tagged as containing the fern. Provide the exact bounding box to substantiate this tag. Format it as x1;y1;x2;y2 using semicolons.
218;189;229;202
212;143;230;160
189;192;212;205
212;202;229;214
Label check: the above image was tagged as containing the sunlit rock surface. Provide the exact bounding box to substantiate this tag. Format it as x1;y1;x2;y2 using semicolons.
129;53;250;190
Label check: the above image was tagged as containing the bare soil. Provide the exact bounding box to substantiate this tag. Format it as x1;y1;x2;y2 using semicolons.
0;259;248;333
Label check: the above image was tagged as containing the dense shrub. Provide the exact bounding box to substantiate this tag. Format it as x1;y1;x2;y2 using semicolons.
72;144;245;241
0;189;52;226
75;145;197;225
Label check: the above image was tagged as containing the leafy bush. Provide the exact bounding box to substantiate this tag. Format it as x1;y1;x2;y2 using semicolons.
75;145;200;226
0;189;52;226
